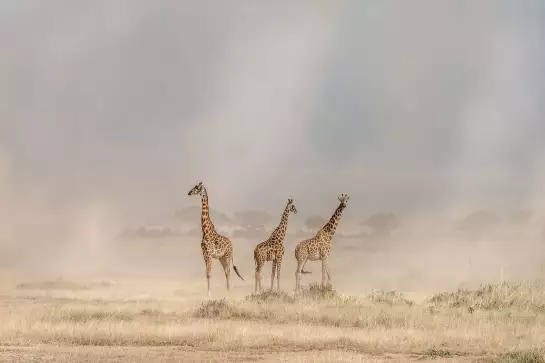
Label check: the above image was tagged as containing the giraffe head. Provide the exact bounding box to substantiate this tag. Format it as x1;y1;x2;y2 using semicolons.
287;198;297;214
188;181;204;196
338;193;350;207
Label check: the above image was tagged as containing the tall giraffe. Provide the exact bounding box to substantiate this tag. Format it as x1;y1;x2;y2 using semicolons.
188;181;244;297
253;198;297;293
294;194;349;293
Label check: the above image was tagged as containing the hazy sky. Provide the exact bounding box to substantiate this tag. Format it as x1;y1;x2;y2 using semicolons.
1;1;545;225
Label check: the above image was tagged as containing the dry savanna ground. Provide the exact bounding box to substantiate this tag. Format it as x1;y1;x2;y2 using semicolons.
0;275;544;362
0;232;544;362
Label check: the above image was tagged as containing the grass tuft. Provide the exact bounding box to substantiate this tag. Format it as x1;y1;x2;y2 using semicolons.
428;280;545;312
194;299;265;320
245;290;297;304
298;282;343;301
367;290;415;306
495;349;545;363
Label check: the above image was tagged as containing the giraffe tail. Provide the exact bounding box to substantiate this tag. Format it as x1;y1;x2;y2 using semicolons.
233;264;244;281
233;256;244;281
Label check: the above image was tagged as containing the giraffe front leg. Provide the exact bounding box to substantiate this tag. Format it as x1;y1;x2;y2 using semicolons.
203;253;212;298
276;258;282;292
295;260;302;293
258;263;264;292
321;258;327;289
254;265;258;294
270;260;277;291
255;260;264;294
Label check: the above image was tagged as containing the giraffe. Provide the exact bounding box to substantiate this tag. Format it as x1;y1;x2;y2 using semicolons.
253;198;297;293
188;181;244;297
294;193;349;293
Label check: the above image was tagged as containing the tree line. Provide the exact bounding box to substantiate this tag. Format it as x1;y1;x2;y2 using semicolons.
120;206;541;242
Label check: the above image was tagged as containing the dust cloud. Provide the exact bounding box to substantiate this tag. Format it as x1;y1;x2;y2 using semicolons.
1;1;544;293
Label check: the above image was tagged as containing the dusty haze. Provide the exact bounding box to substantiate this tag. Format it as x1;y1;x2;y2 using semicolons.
1;1;545;292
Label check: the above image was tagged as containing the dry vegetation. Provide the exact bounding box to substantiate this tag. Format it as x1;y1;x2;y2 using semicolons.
0;276;544;362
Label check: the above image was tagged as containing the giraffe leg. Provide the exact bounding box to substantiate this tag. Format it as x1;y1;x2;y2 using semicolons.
276;257;282;291
254;265;258;294
270;260;277;290
219;254;231;296
203;254;212;298
326;265;332;286
258;263;264;292
255;260;264;293
295;260;303;293
321;258;327;289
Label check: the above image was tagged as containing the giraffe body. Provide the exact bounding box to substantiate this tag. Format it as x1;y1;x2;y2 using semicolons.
188;182;244;297
253;198;297;292
294;194;349;293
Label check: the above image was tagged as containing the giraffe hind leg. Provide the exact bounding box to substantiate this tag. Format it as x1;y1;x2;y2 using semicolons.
219;255;231;294
270;260;277;291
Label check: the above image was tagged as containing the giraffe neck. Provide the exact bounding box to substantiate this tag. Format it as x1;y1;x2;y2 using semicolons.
270;204;291;243
320;203;345;238
200;186;217;239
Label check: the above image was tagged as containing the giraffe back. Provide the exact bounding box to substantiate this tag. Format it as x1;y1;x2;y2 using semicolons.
202;231;233;259
254;234;285;263
295;234;331;261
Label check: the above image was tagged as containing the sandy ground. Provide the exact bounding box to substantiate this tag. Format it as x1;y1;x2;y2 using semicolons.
0;273;541;363
0;234;543;362
0;345;493;363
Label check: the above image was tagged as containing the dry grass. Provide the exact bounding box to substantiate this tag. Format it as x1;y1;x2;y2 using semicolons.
494;349;545;363
15;277;116;291
0;278;544;362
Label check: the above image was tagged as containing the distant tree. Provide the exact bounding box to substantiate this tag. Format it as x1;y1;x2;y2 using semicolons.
234;210;273;230
119;226;180;239
456;210;501;240
174;206;232;225
119;227;137;240
233;227;268;239
305;215;327;232
509;209;533;226
361;212;401;240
